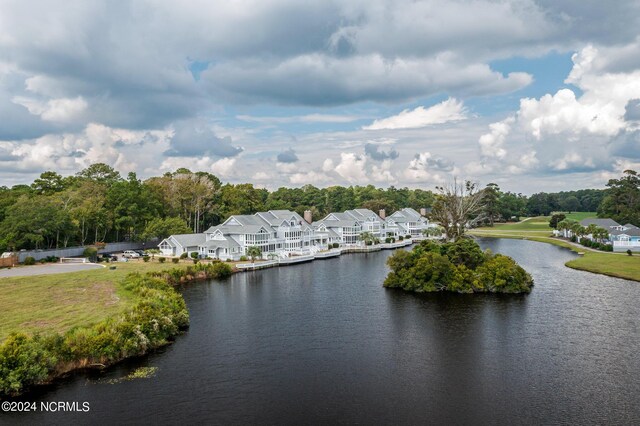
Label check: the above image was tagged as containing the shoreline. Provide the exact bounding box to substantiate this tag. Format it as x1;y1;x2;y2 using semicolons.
1;243;417;398
471;232;640;283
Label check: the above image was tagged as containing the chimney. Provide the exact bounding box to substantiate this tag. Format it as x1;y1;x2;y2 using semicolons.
379;209;386;219
420;208;427;216
304;210;313;224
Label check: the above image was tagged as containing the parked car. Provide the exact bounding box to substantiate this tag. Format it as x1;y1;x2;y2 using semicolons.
101;253;118;262
123;250;141;258
134;249;145;256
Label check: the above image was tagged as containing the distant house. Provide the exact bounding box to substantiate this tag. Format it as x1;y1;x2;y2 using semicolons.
579;218;640;252
158;233;206;257
387;208;430;238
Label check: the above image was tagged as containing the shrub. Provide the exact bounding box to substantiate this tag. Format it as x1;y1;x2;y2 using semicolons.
332;243;340;249
158;257;166;263
239;256;248;261
180;253;188;259
570;235;577;242
142;256;150;262
385;237;392;243
171;258;179;264
398;236;404;241
82;247;98;262
192;259;199;264
190;252;199;260
628;249;633;256
365;240;373;246
226;258;233;262
23;257;36;265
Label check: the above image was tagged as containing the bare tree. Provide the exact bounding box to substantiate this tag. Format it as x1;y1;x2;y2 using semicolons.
430;179;486;241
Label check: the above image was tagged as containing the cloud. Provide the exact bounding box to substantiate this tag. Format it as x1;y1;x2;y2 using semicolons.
12;96;88;123
276;148;299;163
477;42;640;175
289;170;332;184
364;143;399;161
164;120;243;158
210;158;236;177
237;113;362;124
364;98;467;130
334;152;367;183
478;117;513;159
403;152;448;183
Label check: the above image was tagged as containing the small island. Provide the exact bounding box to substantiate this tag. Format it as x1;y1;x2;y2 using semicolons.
384;238;533;294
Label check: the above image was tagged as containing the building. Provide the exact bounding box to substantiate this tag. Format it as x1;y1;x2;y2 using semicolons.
160;207;433;260
578;218;640;252
158;233;206;257
386;208;430;238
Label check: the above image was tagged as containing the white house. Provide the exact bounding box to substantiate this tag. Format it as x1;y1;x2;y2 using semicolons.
158;233;206;257
387;208;430;238
160;206;432;260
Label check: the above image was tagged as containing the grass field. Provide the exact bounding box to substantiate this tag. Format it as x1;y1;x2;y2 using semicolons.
0;259;204;342
470;218;640;283
556;211;598;221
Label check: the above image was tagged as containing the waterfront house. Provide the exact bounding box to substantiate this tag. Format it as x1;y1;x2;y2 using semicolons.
158;233;207;257
387;208;430;238
578;218;640;251
313;212;363;245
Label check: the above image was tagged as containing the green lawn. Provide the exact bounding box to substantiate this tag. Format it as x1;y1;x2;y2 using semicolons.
0;259;209;342
478;216;553;233
469;225;640;283
556;211;598;221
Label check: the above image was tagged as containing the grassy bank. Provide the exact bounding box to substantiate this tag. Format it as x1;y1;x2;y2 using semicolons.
0;260;202;341
0;260;234;397
470;218;640;282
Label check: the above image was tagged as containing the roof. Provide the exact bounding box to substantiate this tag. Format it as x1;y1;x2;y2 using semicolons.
199;238;241;249
611;228;640;237
345;208;383;222
623;223;639;229
580;218;621;228
170;233;206;248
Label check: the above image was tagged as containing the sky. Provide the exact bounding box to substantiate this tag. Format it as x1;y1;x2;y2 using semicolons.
1;0;640;194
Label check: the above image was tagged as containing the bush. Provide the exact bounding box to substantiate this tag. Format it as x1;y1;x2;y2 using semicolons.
82;247;98;262
385;237;392;243
190;252;199;260
180;253;188;259
23;256;36;265
570;235;577;242
239;256;248;261
192;259;199;264
226;258;233;262
628;249;633;256
384;238;533;294
171;258;179;264
398;236;404;241
142;256;150;262
158;257;166;263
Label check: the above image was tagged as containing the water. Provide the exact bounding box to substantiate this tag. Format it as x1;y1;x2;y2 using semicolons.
5;239;640;425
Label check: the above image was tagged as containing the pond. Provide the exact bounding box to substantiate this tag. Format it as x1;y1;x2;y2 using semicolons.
9;238;640;425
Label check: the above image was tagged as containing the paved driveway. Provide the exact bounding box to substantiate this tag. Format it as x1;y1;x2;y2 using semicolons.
0;263;103;278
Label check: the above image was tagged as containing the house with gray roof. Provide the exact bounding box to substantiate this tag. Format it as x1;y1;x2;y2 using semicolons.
387;208;430;238
579;218;640;252
158;233;207;257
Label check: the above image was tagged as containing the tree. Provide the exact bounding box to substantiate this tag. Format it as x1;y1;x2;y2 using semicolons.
481;183;501;226
549;213;566;229
429;180;485;241
560;196;581;214
31;171;65;195
358;231;375;245
246;246;262;262
142;217;191;241
598;170;640;226
76;163;122;185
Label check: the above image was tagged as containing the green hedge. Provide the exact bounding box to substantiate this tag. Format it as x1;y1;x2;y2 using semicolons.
0;261;233;397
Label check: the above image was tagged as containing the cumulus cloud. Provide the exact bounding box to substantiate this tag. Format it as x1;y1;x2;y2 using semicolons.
334;152;367;183
478;117;513;159
12;96;88;123
477;42;640;175
164;120;243;158
290;170;332;184
364;143;399;161
364;98;467;130
276;148;299;163
402;152;450;183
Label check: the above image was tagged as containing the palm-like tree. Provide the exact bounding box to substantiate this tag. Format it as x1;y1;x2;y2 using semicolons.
246;246;262;262
358;231;375;245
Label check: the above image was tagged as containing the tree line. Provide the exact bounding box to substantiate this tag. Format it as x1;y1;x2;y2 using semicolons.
0;164;636;251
